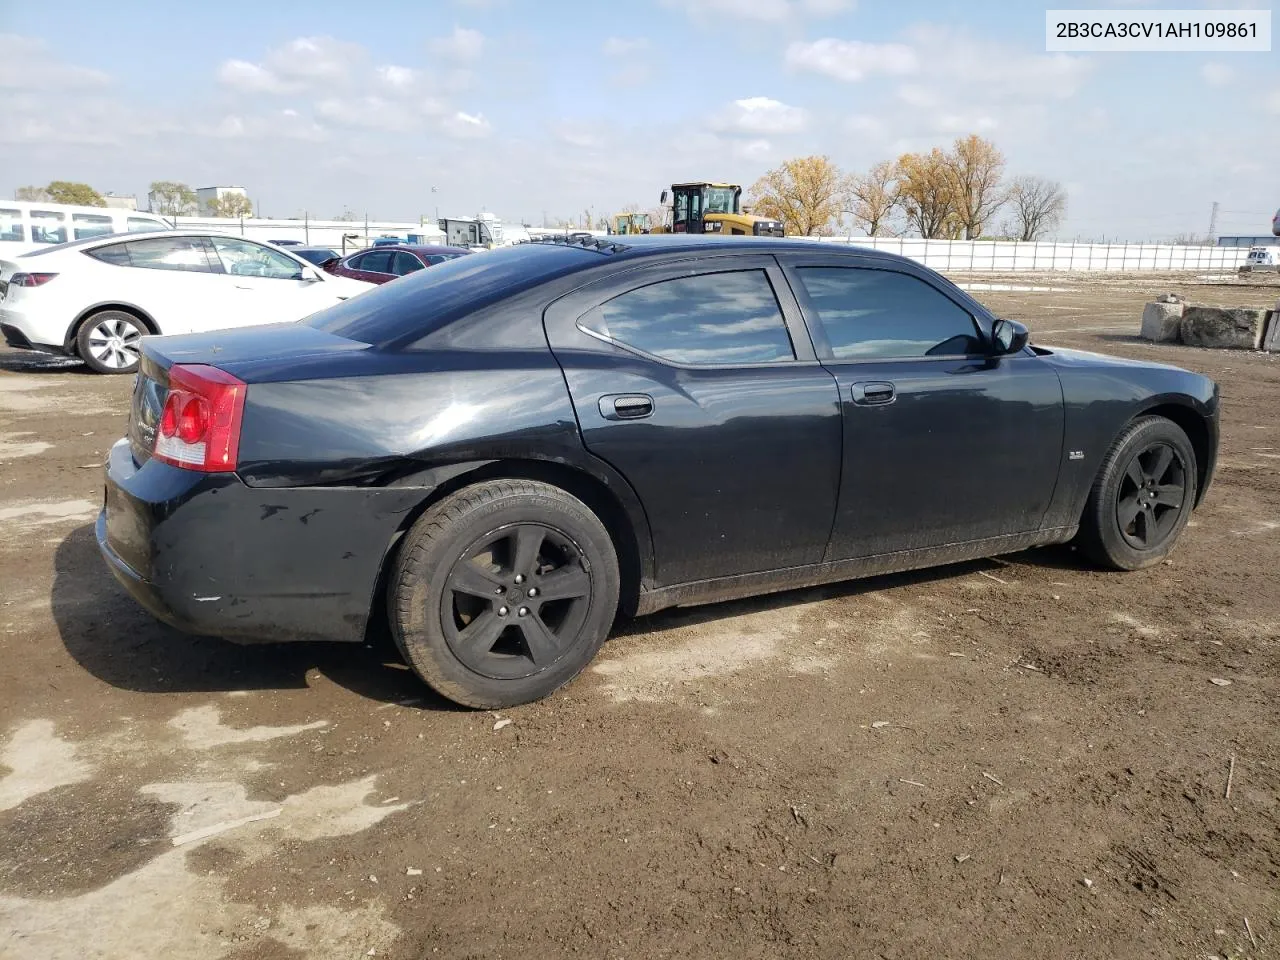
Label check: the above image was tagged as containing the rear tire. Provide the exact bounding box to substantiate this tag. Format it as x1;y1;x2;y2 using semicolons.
389;479;620;708
1077;416;1197;570
76;310;146;374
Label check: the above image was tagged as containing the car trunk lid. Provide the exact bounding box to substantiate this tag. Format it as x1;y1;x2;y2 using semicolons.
128;323;369;465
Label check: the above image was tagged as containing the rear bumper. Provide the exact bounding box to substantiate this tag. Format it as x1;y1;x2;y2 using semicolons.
0;304;66;352
97;438;427;643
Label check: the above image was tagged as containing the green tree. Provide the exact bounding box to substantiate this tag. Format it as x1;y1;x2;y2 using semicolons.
15;185;51;202
45;181;105;206
149;180;198;217
207;193;254;218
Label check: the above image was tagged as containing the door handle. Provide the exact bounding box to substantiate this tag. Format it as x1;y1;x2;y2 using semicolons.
599;394;654;421
851;381;895;405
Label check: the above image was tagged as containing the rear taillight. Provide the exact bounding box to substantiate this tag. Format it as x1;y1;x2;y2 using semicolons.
152;364;246;472
9;272;58;287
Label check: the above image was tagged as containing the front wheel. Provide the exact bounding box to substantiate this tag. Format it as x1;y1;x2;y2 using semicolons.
388;479;620;708
76;310;146;374
1077;416;1198;570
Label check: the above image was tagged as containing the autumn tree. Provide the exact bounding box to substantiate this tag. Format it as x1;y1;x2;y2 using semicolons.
15;185;51;201
846;160;899;237
207;193;254;218
894;149;958;239
149;181;197;217
749;155;849;236
943;135;1006;240
1003;175;1067;241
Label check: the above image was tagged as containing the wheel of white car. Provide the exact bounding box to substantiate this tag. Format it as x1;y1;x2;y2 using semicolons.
76;310;147;375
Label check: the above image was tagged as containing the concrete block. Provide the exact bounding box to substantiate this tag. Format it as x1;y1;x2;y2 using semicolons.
1262;304;1280;352
1180;306;1267;350
1140;301;1183;342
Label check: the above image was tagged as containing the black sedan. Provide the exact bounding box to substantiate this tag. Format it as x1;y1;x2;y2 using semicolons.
97;236;1219;708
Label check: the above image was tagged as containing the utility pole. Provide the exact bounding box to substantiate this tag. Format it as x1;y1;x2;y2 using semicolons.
1207;201;1219;243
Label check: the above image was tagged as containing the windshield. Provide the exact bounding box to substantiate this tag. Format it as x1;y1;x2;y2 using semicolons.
704;187;738;215
304;242;600;346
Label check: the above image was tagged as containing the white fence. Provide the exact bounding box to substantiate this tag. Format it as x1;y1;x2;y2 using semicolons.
169;215;444;252
810;236;1250;273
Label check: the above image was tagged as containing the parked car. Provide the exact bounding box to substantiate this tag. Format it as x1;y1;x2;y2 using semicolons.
0;202;170;256
97;236;1219;709
1244;246;1277;267
323;244;471;284
0;230;372;374
289;246;341;267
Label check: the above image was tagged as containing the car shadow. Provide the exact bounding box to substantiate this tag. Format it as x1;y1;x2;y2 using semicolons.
0;349;89;374
51;523;464;711
54;519;1088;706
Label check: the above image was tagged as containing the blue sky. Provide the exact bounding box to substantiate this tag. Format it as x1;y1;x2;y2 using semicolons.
2;0;1276;238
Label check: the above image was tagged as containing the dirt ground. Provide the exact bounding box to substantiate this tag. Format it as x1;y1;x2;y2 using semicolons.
1;272;1277;960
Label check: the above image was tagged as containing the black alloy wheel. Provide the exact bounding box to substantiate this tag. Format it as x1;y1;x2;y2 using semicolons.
1115;441;1187;550
442;522;593;680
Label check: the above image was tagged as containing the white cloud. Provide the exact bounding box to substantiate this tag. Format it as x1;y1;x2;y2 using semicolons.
1200;62;1234;87
375;65;419;89
712;96;807;134
429;27;485;61
442;110;491;138
0;34;112;91
602;37;649;56
216;36;363;94
666;0;853;22
734;139;774;161
217;60;288;94
903;24;1091;101
785;38;917;81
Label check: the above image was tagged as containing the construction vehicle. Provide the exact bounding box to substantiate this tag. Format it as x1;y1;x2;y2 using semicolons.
609;212;653;235
651;182;785;237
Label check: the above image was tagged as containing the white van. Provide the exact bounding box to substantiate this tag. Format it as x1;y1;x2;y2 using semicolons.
0;202;171;256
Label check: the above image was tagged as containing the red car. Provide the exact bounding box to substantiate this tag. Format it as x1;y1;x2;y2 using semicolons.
323;245;472;284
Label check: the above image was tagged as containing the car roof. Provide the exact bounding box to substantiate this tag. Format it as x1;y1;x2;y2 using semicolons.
553;233;901;263
346;244;470;257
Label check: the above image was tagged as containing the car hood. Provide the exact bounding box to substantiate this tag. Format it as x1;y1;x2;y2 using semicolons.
1038;345;1189;374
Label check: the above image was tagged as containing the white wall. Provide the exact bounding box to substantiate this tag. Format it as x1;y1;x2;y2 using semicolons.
810;236;1250;272
170;215;444;251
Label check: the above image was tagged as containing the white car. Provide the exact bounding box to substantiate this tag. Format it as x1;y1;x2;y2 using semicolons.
0;230;373;373
1245;246;1277;267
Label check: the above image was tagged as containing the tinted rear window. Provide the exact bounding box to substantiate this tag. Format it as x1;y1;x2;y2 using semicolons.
305;244;600;346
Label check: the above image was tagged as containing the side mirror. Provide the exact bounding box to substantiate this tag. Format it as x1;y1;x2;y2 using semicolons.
298;267;323;283
991;318;1029;355
660;190;668;204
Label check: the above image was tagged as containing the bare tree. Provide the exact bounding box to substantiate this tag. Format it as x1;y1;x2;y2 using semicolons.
15;185;51;201
846;160;899;237
1003;176;1067;241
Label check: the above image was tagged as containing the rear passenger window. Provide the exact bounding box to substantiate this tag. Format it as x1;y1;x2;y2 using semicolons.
795;267;982;360
113;236;214;272
359;251;393;273
87;242;133;266
0;209;22;242
73;213;114;240
580;270;794;365
392;251;425;275
30;210;67;244
127;217;164;233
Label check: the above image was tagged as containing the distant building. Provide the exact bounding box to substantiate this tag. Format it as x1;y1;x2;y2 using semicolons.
102;194;137;211
196;185;250;216
1217;235;1280;248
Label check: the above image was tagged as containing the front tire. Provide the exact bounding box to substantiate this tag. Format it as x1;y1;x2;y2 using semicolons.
389;479;620;708
1077;416;1198;570
76;310;146;374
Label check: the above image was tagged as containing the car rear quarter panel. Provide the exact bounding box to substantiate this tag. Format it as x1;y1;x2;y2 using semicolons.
1039;348;1219;527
